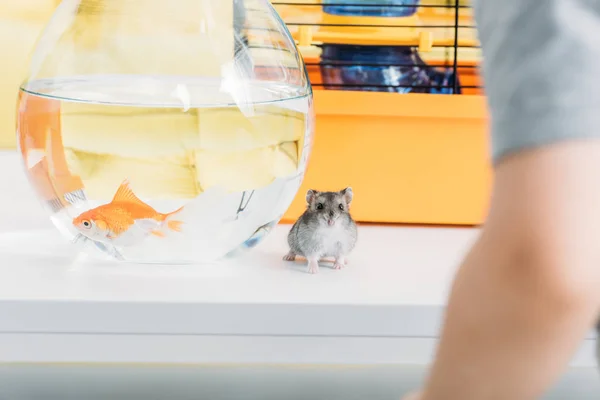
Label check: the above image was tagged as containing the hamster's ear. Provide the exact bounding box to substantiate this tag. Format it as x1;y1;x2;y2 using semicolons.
341;187;353;204
306;189;319;204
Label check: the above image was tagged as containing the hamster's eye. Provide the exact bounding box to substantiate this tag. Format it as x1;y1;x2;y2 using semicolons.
338;204;344;211
316;203;324;210
82;220;92;229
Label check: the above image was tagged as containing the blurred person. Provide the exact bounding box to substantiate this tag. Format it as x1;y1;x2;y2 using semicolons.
403;1;600;399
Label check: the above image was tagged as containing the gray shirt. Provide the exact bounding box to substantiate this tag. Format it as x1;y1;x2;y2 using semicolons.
474;0;600;163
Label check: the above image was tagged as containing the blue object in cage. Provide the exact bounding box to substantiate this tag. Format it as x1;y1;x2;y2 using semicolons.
320;44;460;94
322;0;421;17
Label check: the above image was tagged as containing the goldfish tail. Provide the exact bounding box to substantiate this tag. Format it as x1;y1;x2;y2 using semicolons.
165;206;184;218
159;206;185;233
167;220;184;232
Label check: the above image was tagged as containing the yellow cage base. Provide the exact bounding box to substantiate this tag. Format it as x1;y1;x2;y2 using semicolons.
281;90;491;226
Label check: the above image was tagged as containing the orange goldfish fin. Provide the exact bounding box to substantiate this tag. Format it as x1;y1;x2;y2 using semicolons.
111;180;148;207
95;220;108;231
151;229;166;238
159;206;184;220
167;220;183;232
157;205;185;222
159;206;184;232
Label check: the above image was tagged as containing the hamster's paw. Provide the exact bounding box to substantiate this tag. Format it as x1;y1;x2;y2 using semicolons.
283;251;296;261
307;259;319;274
333;261;345;270
333;256;347;270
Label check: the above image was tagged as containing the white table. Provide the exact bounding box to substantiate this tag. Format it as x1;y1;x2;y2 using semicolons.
0;151;595;367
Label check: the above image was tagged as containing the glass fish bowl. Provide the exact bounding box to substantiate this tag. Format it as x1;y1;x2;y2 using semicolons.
17;0;314;264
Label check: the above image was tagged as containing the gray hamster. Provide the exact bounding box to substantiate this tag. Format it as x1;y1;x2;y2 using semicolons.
283;187;358;274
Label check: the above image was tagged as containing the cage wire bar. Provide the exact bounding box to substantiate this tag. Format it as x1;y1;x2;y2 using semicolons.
270;1;480;94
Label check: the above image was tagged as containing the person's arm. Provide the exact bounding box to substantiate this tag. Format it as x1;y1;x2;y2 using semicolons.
407;143;600;400
403;0;600;398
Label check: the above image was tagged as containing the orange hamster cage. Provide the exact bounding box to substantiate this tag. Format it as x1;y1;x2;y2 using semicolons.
272;0;490;226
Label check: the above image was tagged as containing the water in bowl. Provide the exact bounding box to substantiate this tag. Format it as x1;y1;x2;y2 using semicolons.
17;75;313;264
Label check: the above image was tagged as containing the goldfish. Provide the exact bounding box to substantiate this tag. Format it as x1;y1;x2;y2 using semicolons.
73;180;184;246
